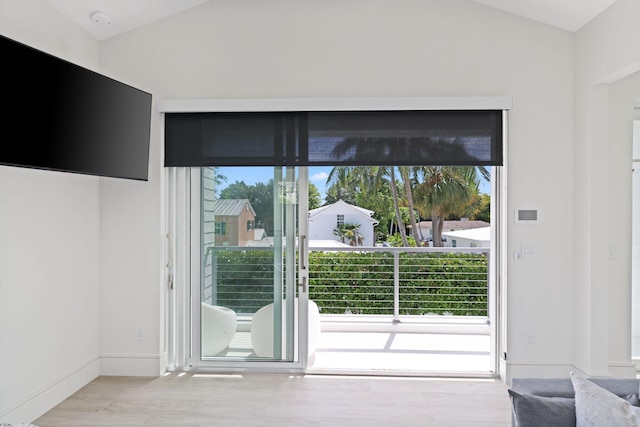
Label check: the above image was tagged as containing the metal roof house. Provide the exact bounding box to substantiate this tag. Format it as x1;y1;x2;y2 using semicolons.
208;199;256;247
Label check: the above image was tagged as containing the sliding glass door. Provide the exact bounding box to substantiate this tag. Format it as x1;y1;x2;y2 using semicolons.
191;166;310;368
162;99;508;374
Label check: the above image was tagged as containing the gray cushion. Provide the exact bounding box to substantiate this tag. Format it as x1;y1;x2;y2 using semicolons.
508;384;640;427
508;390;575;427
510;378;640;398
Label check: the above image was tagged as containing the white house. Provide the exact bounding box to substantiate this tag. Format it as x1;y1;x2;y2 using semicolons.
442;227;491;248
247;228;274;247
417;219;489;243
308;200;379;247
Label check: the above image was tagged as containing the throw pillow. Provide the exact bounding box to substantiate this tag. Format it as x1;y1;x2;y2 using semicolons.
570;371;640;427
625;393;640;407
508;390;575;427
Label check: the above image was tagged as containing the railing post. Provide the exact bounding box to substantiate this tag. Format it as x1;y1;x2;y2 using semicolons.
393;251;400;323
485;250;490;321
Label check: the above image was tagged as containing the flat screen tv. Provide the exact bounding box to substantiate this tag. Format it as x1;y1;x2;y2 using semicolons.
0;34;152;181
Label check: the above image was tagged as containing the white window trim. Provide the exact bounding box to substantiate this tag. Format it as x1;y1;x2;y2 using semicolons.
157;96;512;113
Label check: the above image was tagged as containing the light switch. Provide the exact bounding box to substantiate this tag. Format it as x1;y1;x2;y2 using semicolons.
522;243;536;257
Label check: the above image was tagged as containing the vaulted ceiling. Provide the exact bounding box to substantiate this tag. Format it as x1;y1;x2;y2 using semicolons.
41;0;617;41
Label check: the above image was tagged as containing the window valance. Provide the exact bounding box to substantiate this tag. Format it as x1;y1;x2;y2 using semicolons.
164;109;503;167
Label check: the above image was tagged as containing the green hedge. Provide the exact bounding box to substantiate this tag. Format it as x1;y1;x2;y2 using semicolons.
207;249;488;316
206;249;278;314
309;252;488;316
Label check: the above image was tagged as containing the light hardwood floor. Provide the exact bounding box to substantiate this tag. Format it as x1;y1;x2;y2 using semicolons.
34;372;512;426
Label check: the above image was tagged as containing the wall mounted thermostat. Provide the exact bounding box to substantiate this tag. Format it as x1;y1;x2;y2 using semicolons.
515;209;538;224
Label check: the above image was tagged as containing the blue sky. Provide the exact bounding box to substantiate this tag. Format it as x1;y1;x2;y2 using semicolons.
216;166;490;203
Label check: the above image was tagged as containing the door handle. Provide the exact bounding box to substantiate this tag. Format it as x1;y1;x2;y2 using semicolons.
300;234;307;270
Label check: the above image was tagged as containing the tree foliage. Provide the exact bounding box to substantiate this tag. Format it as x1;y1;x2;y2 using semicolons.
326;165;490;246
218;165;490;245
333;223;364;246
219;179;321;235
308;182;322;210
221;180;276;234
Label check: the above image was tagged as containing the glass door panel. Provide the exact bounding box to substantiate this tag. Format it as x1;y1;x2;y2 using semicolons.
196;166;302;364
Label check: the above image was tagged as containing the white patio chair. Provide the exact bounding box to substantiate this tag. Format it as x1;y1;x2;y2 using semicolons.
250;299;321;358
201;302;237;356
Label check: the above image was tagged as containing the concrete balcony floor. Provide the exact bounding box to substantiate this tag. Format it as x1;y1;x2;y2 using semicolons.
310;330;492;375
221;315;494;377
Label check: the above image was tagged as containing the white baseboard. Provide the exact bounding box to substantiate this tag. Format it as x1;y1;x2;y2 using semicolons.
504;361;638;385
0;356;100;423
503;362;576;385
100;352;167;376
607;362;637;378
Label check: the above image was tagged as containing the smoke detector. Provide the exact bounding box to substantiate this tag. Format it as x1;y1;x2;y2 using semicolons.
91;11;111;26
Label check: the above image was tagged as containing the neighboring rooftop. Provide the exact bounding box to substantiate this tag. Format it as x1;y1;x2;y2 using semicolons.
417;220;490;233
442;227;491;242
308;200;377;221
211;199;256;217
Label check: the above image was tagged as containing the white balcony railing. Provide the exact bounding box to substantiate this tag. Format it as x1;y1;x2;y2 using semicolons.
204;246;490;324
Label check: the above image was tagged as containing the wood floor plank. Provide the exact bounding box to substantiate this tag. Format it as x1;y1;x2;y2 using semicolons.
34;373;512;426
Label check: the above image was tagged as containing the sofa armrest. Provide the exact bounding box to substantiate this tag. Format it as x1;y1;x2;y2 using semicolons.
509;378;640;427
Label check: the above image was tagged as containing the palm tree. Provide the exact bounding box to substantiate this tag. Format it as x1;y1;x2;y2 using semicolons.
328;136;482;247
333;226;347;244
327;165;408;246
332;223;364;246
358;165;408;247
414;166;487;247
342;223;364;246
388;167;409;246
399;166;420;246
325;167;358;205
446;168;491;220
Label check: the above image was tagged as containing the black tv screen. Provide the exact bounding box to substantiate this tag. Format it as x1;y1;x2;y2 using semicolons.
0;34;152;181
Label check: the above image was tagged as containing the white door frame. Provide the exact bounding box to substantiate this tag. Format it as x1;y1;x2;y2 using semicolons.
167;166;311;372
160;96;511;375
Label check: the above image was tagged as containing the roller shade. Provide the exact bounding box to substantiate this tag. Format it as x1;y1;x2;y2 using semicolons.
165;110;502;167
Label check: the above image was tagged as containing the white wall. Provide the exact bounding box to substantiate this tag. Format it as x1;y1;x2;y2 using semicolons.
99;172;166;376
633;119;640;359
0;1;102;421
574;0;640;378
98;0;576;382
608;71;640;370
96;33;167;378
94;26;166;372
6;0;639;420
